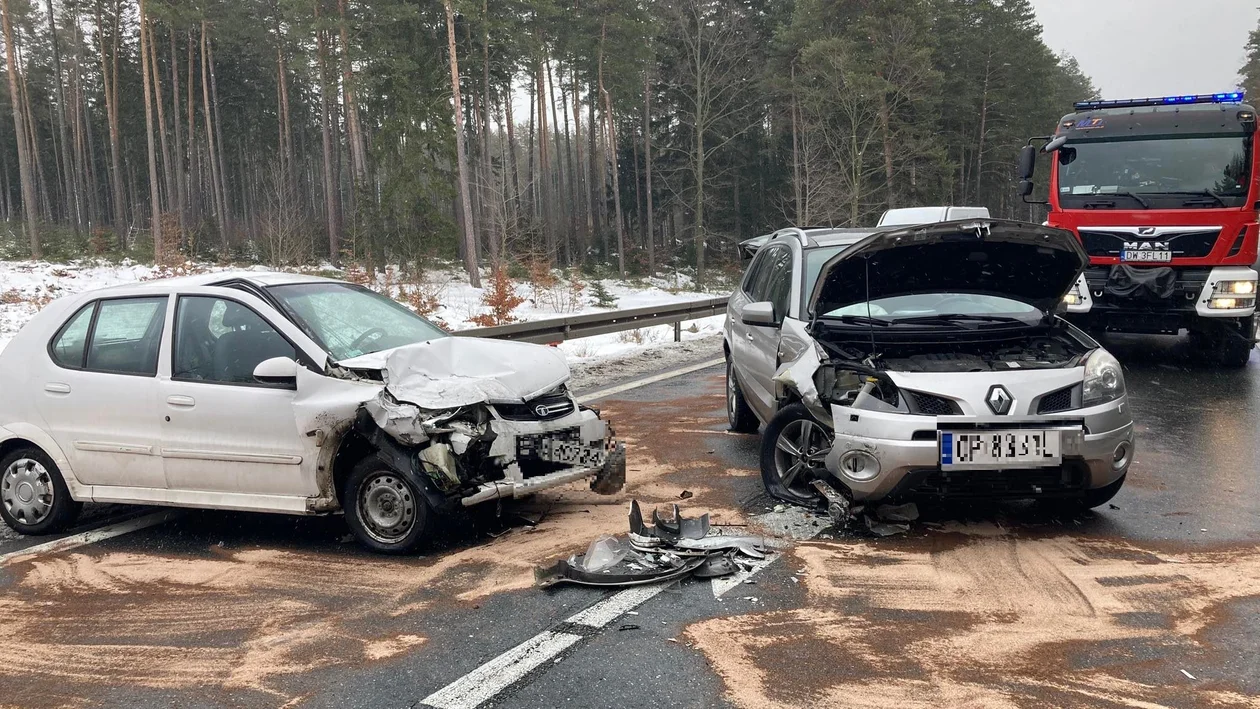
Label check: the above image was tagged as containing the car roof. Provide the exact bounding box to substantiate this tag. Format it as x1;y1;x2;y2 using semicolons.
93;269;345;293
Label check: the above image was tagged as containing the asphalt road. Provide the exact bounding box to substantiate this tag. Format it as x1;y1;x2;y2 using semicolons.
2;339;1259;708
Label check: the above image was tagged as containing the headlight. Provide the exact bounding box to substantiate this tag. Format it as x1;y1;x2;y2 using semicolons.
1082;349;1125;406
1208;279;1257;309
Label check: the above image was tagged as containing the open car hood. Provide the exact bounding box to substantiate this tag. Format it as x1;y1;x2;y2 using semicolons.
371;337;570;409
808;219;1088;318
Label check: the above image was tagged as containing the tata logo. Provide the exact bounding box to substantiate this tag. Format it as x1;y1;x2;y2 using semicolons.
534;402;571;417
1137;227;1157;236
1123;241;1169;250
986;385;1014;415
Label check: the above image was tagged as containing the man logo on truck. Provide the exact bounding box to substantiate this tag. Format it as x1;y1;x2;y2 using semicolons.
1122;241;1170;250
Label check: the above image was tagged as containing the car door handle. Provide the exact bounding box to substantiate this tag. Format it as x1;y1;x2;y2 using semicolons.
166;395;196;408
44;382;71;394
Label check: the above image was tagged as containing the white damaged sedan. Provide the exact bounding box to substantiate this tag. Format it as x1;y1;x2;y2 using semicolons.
0;273;624;552
725;219;1135;511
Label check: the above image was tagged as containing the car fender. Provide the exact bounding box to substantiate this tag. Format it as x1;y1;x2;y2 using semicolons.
0;421;90;500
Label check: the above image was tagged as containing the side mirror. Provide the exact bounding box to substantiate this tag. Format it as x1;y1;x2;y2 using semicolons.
741;301;777;327
1042;134;1068;153
1017;145;1037;180
253;356;298;386
1017;180;1034;197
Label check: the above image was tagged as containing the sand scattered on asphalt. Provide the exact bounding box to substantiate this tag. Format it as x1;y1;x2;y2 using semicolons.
0;380;757;706
686;533;1260;708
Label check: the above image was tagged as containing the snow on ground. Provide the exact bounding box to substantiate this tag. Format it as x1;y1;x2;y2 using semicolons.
0;259;729;361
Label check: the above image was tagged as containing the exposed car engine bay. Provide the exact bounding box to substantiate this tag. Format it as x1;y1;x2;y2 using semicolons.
809;323;1094;410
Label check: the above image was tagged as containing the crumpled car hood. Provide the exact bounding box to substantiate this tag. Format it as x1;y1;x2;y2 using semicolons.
367;337;570;409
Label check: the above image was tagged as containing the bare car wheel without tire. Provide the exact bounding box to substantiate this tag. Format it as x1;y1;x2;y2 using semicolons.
0;446;81;535
760;403;831;505
726;359;759;433
343;458;433;554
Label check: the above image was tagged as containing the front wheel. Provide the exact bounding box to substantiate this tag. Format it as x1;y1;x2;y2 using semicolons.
1082;473;1126;509
343;458;433;554
760;403;831;506
0;447;82;535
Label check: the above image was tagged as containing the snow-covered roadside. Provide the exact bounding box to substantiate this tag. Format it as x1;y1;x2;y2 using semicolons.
0;260;728;361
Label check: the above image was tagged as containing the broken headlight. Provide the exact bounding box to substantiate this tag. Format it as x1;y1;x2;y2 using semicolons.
1082;349;1125;406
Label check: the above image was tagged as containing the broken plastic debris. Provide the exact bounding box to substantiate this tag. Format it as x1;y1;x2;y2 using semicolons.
580;535;628;573
1180;669;1196;680
865;516;910;537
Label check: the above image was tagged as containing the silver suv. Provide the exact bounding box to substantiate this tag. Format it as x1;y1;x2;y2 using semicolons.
723;219;1135;510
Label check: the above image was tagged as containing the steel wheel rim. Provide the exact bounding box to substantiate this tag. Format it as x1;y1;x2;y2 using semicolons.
358;473;416;544
2;458;55;525
773;419;831;491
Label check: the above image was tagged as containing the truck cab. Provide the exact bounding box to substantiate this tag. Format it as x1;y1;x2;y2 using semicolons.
1019;92;1259;366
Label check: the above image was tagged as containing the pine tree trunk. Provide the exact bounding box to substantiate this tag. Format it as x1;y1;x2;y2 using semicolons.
140;0;163;260
147;20;173;213
480;0;498;266
570;65;589;255
186;32;200;225
602;86;624;276
503;87;522;235
315;18;342;263
443;0;481;287
643;69;654;275
98;0;127;247
1;0;38;256
206;27;232;240
201;20;228;252
169;30;186;241
535;59;554;261
46;0;81;235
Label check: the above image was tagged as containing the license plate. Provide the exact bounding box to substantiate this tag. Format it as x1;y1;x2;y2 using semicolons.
1121;249;1171;262
538;438;606;467
939;430;1061;469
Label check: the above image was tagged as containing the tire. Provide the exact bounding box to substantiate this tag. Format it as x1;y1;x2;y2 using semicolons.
759;403;830;506
0;446;82;535
343;457;433;554
726;359;759;433
1082;473;1126;509
1190;321;1254;368
1219;336;1254;368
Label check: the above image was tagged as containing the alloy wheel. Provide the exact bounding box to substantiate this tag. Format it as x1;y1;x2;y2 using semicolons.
2;458;55;525
772;418;831;492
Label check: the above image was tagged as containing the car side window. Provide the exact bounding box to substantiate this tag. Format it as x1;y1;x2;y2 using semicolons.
84;297;168;375
174;296;296;385
749;246;793;320
49;303;95;368
741;251;770;297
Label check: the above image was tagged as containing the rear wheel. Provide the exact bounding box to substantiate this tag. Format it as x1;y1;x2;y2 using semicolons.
343;458;433;554
0;447;81;535
726;359;759;433
760;403;830;505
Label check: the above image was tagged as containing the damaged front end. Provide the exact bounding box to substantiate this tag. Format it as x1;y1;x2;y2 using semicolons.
350;339;626;511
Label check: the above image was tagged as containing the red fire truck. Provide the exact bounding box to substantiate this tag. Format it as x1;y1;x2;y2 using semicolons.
1018;92;1258;366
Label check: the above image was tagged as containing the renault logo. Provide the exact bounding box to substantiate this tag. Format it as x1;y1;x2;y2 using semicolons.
986;385;1014;415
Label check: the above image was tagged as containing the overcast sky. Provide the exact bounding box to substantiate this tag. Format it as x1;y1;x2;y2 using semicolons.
1030;0;1259;99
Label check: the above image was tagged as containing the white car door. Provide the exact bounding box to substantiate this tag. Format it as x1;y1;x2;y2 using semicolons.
742;245;794;419
158;287;323;497
35;295;170;489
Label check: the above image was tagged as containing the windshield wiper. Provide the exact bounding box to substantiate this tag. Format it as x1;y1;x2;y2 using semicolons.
1136;189;1228;207
824;314;891;327
1084;191;1150;209
893;313;1028;328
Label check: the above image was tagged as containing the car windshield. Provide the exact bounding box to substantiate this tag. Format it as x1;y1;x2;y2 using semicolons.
267;282;447;361
1057;135;1251;208
821;294;1041;323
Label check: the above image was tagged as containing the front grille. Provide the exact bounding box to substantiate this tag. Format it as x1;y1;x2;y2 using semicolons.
1037;385;1077;414
905;391;962;416
495;391;576;421
1083;266;1211;306
1079;229;1220;258
907;462;1087;499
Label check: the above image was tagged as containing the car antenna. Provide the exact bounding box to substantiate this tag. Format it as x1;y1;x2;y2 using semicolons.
864;255;877;358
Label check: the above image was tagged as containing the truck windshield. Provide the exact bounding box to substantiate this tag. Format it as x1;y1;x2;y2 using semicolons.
1057;135;1251;209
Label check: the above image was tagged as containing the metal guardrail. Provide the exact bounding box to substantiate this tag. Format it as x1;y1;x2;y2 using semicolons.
457;295;730;344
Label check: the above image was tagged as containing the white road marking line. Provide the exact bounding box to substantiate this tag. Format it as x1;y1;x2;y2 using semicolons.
420;630;584;709
0;510;179;566
564;584;668;628
576;357;724;404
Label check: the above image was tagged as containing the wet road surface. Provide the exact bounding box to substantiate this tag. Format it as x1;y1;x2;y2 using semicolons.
1;341;1259;708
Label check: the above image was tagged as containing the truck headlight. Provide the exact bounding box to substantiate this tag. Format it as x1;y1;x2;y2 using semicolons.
1082;349;1125;406
1209;279;1257;309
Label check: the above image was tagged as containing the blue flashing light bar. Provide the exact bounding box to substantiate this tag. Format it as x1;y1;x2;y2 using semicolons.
1073;91;1245;111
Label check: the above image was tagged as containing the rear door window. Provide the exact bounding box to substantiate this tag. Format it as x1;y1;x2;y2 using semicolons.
49;304;95;368
84;297;168;375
